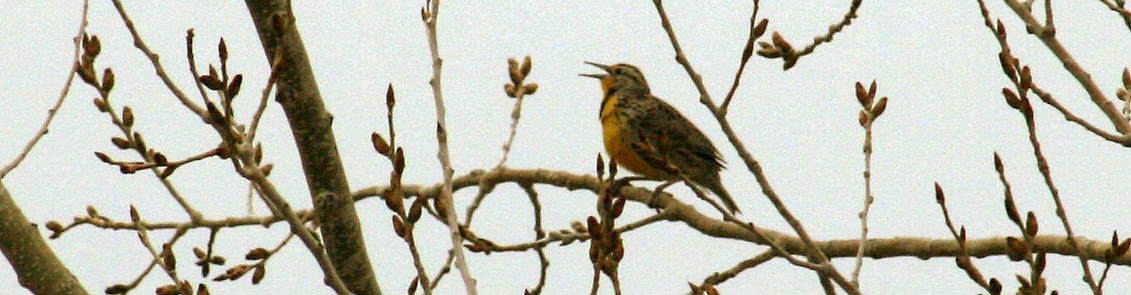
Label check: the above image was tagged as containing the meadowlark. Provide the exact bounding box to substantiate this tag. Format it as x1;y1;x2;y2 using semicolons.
581;62;740;214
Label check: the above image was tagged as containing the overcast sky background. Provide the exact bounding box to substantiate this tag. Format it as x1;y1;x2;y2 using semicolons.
3;1;1131;294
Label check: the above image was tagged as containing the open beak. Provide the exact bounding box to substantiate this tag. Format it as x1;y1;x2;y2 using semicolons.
579;61;610;79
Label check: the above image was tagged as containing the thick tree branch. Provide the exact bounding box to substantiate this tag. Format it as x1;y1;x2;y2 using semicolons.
243;1;379;294
0;181;89;295
354;168;1131;266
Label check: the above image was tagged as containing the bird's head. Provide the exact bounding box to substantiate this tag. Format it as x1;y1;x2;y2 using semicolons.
580;62;650;94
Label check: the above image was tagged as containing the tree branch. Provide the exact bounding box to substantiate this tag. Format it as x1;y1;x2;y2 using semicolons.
243;1;379;294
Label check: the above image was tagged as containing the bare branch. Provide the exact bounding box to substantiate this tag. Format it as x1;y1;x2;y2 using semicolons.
421;0;478;293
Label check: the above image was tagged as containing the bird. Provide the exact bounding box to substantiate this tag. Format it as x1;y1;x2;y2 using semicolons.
580;62;740;214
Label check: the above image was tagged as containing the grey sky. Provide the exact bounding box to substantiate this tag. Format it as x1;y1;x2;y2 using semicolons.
2;1;1130;294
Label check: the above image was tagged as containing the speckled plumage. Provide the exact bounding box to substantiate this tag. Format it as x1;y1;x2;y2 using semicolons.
583;62;739;214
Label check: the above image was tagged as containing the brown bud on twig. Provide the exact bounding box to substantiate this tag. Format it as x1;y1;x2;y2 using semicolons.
1004;195;1021;226
193;247;206;259
46;220;63;232
245;248;270;260
1002;88;1022;110
755;41;782;58
872;97;888;118
227;74;243;98
934;182;945;205
610;197;625;218
858;110;869;127
394;147;406;174
434;196;448;219
94;97;109;113
608;158;618;178
596;154;605;179
998;52;1017;82
770;32;792;55
587;216;601;240
252;265;265;284
504;83;517;98
101;68;115;93
392;215;406;238
1025;211;1038;236
520;56;533;77
129;205;140;222
612;240;624;261
371;132;391;156
753;19;769;38
205;101;224;123
386;84;396;110
855;82;870;107
1117;237;1131;258
383;190;404;215
156;284;178;295
218;39;228;62
1034;251;1046;274
993;152;1004;173
121;106;134;127
95;151;113;163
508;58;523;84
105;284;129;294
1005;236;1027;261
85;35;101;58
153;152;168;166
522;83;538;95
1121;68;1131;88
1019;66;1032;89
110;136;130;149
408;199;424;223
200;75;225;91
161;243;176;270
77;62;97;86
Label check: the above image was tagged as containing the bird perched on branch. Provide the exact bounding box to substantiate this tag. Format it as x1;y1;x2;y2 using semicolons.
581;62;739;214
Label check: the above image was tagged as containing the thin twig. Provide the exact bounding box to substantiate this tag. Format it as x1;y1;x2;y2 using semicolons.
234;150;351;294
185;30;212;107
246;52;281;144
694;250;776;292
649;1;855;293
719;0;762;115
422;1;478;293
1019;100;1101;293
496;86;530;168
0;0;90;179
852;106;875;286
934;182;996;293
1098;0;1131;32
1030;84;1126;143
999;0;1130;135
977;0;1129;145
519;183;549;294
131;209;186;284
786;0;863;68
109;0;205;118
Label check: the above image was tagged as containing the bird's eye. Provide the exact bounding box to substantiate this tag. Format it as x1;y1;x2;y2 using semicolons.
612;68;622;74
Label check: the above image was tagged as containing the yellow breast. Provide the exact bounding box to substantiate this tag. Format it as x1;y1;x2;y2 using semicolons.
600;94;670;180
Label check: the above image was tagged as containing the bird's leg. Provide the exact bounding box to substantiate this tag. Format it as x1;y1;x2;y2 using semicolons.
648;179;679;210
609;176;649;196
